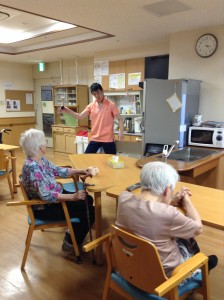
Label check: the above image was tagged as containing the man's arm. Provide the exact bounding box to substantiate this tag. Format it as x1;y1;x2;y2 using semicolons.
115;114;124;142
58;106;88;120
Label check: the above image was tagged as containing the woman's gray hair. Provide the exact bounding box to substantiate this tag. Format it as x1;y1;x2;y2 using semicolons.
140;161;179;195
20;129;46;157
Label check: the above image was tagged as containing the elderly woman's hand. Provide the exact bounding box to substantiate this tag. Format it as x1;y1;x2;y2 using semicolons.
171;187;192;207
68;168;91;178
73;190;86;201
79;169;91;175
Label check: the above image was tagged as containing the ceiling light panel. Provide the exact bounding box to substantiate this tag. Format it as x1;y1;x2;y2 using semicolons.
0;6;76;44
0;4;113;55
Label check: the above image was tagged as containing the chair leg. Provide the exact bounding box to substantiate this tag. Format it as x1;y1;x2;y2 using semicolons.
102;278;112;300
21;225;34;270
7;174;14;199
201;264;210;300
61;202;82;264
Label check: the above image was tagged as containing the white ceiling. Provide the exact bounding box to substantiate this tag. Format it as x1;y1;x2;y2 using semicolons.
0;0;223;64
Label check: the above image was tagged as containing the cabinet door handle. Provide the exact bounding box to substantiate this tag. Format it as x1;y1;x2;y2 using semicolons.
135;138;142;142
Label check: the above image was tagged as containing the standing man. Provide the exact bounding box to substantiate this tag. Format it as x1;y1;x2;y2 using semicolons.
59;83;124;154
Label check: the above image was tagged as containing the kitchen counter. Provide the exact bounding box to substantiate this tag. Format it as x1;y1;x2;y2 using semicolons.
136;147;224;190
114;131;142;136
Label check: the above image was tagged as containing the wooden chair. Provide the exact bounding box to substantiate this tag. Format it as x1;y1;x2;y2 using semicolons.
0;149;15;199
6;176;82;270
83;225;210;300
56;165;84;193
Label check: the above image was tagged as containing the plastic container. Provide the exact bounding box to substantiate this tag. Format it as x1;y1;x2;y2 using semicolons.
75;130;88;154
75;135;84;154
83;136;88;152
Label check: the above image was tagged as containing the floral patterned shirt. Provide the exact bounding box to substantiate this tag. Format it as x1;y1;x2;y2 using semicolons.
21;156;69;202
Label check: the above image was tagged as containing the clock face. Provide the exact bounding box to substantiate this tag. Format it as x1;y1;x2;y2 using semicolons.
195;34;218;58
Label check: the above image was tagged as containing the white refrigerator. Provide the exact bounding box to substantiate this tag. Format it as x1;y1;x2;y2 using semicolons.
142;79;201;154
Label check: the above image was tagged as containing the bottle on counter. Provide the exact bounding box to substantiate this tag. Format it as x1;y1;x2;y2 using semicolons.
136;98;141;114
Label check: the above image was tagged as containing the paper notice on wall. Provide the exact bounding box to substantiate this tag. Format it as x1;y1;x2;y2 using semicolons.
6;99;21;111
166;93;182;112
26;93;33;104
94;60;109;76
94;75;102;85
128;72;141;85
109;73;125;89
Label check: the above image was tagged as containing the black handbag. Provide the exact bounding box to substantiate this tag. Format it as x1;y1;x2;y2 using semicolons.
176;237;200;257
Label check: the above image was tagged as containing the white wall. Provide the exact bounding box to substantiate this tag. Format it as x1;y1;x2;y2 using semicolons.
169;25;224;122
0;62;33;117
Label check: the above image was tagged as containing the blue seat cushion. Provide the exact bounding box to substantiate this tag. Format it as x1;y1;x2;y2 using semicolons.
62;181;84;193
28;216;80;226
111;272;166;300
111;271;202;300
0;170;6;176
178;272;202;297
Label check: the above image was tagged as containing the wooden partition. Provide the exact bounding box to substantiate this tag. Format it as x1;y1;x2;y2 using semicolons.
1;90;35;145
0;117;36;145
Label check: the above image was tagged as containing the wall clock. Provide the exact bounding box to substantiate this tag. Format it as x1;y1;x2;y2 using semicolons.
195;34;218;58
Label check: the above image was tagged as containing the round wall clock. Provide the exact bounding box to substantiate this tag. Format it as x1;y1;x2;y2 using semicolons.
195;34;218;58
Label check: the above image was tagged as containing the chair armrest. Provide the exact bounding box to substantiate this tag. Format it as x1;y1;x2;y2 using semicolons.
59;165;73;168
6;199;61;206
7;156;16;160
82;233;111;252
154;252;208;297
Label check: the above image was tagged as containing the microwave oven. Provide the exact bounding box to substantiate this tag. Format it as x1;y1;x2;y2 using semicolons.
188;126;224;148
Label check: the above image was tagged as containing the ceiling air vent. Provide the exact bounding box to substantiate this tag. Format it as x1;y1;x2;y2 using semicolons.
143;0;191;17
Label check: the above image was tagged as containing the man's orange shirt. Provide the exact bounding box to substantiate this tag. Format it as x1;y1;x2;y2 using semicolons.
85;98;119;142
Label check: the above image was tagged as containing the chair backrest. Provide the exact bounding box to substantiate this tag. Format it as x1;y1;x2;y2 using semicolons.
109;225;167;294
18;174;30;200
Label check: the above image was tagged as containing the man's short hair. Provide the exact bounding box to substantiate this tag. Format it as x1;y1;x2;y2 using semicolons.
90;83;103;93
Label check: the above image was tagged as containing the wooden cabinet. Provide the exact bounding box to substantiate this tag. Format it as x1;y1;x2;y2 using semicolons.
52;125;85;154
114;134;130;142
114;134;142;143
130;135;142;143
53;84;89;127
102;58;144;91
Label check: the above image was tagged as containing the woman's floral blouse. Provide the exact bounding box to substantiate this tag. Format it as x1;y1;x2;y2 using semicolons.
21;156;69;202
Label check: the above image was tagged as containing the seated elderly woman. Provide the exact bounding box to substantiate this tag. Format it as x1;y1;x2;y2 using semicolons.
20;128;94;252
116;161;217;278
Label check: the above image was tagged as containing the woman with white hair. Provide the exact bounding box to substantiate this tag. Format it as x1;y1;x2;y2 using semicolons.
116;161;217;278
20;129;95;252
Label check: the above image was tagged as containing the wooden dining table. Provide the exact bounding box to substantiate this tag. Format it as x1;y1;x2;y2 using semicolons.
106;181;224;231
69;154;140;264
0;144;20;193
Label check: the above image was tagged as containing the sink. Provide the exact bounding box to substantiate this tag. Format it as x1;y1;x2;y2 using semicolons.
162;147;220;162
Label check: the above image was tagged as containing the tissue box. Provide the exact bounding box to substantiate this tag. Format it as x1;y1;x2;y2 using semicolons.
107;156;124;168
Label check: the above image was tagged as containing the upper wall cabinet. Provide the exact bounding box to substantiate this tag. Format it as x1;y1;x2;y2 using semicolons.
101;58;144;91
53;84;89;127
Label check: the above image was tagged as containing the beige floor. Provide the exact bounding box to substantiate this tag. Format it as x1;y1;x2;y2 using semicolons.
0;148;223;300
